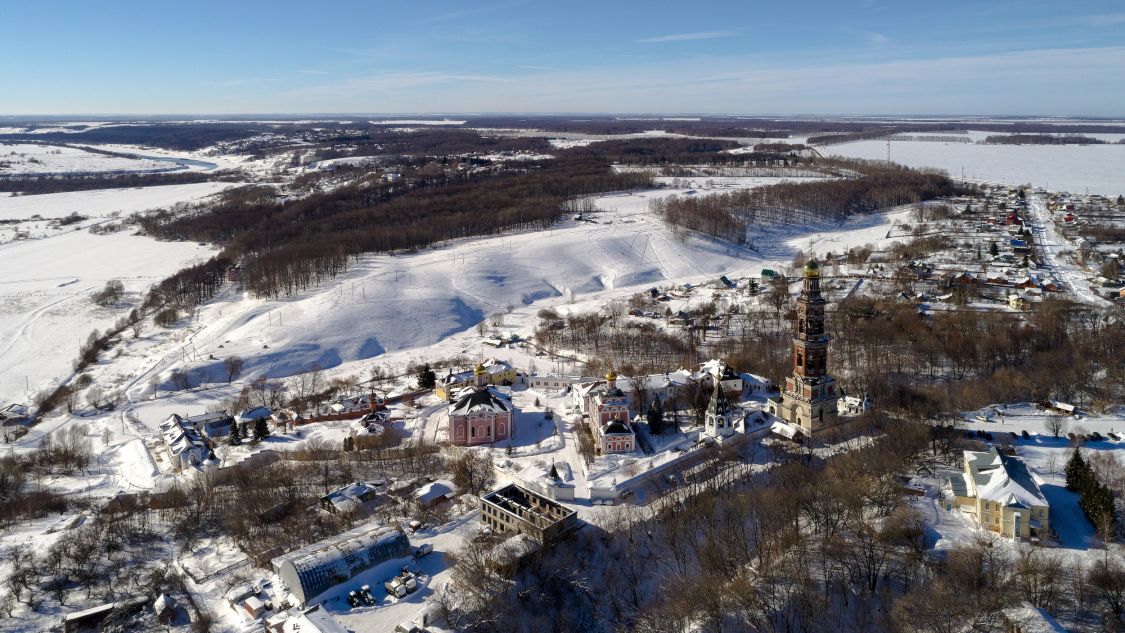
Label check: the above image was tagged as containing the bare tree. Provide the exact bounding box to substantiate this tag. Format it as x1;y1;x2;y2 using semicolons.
1045;416;1066;439
223;356;245;383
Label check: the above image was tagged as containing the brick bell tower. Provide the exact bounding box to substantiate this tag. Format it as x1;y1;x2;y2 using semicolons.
780;259;839;434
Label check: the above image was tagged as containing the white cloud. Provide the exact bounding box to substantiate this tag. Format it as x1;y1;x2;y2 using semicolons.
636;30;739;43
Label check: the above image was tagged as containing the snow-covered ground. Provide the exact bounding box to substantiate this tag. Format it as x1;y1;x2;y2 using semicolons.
103;179;924;404
0;229;217;405
0;142;185;175
0;181;235;221
0;182;236;406
827;138;1125;196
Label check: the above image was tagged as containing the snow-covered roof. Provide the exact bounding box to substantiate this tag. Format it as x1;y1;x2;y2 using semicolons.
281;606;349;633
236;406;272;422
449;386;512;416
321;481;381;513
272;523;410;606
414;479;455;504
153;593;173;614
965;448;1048;508
184;411;229;425
770;420;802;439
441;358;513;385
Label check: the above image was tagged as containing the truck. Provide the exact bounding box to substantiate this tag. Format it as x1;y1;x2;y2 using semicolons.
384;578;407;599
399;569;418;592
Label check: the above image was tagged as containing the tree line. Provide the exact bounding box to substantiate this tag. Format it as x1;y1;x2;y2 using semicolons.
652;161;955;243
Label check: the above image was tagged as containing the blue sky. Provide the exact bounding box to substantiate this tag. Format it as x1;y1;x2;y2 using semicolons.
2;0;1124;115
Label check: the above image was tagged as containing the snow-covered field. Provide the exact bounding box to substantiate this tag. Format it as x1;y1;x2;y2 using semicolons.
0;229;216;405
0;182;236;406
0;181;234;221
828;137;1125;196
0;142;182;175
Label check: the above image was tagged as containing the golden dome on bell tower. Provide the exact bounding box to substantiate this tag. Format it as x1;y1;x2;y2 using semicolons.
803;259;821;278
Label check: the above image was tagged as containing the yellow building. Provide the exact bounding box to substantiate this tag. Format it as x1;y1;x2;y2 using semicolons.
945;447;1050;541
435;359;517;400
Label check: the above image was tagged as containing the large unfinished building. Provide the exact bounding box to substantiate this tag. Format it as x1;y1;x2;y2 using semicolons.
481;484;578;544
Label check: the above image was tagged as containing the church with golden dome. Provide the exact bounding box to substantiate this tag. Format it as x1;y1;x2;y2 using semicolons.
448;363;515;446
588;371;635;454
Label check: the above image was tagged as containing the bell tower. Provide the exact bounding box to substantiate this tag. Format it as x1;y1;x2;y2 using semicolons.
779;260;839;433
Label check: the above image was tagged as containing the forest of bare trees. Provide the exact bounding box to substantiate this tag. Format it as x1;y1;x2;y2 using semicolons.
652;162;954;245
139;151;650;298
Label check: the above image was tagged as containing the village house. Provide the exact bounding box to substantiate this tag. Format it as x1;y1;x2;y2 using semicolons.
414;479;456;508
944;447;1050;541
436;358;517;399
235;406;272;428
160;414;211;471
182;410;234;439
0;403;30;426
448;364;514;446
319;481;384;516
697;359;744;397
329;392;377;414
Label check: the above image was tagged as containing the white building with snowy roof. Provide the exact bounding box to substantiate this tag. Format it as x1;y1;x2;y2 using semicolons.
944;447;1050;540
160;414;210;472
270;523;410;607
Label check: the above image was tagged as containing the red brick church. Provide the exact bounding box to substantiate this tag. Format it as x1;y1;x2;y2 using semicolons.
449;363;514;446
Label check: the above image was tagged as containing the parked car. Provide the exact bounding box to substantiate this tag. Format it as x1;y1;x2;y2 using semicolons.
414;543;433;558
1021;430;1031;440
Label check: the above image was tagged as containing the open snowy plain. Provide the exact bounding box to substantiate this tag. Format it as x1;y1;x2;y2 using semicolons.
828;134;1125;196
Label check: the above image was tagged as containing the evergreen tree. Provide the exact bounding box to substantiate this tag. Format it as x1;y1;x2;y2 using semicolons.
1065;447;1089;491
253;417;270;441
647;398;665;435
1080;480;1115;527
988;241;999;257
416;364;436;390
228;421;241;446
